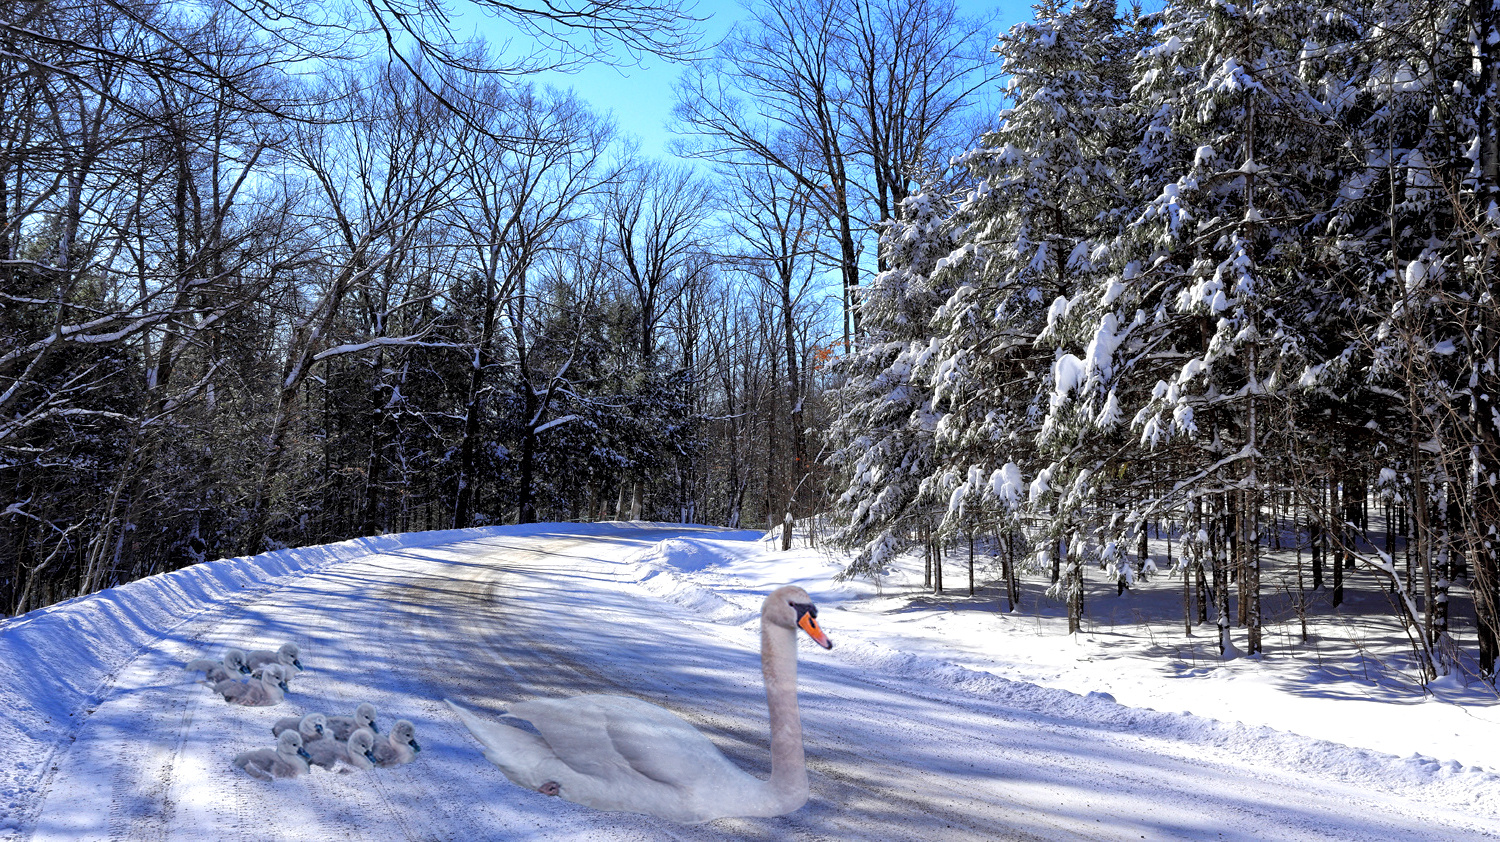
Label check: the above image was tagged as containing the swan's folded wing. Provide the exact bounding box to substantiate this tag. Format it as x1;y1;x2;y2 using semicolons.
508;695;740;789
522;695;738;787
600;700;740;787
507;697;628;780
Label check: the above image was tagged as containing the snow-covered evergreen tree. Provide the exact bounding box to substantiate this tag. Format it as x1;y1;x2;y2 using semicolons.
828;189;959;578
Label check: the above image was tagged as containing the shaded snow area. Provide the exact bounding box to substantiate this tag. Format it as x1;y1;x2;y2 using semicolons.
2;522;1498;840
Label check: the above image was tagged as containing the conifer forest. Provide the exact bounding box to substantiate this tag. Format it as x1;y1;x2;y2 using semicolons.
4;0;1500;686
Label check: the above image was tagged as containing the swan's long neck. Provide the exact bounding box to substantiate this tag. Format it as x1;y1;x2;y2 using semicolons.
761;620;808;812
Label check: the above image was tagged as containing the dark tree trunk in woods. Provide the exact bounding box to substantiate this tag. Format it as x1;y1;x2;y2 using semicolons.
1311;485;1324;591
453;301;499;529
967;532;975;596
1066;536;1084;635
1331;477;1344;607
933;530;944;595
999;530;1019;612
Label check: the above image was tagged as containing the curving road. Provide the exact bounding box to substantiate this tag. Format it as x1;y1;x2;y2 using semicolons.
17;524;1500;841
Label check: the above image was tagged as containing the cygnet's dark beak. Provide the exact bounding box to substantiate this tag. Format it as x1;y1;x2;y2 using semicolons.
365;749;377;762
239;664;251;674
315;724;324;735
371;722;380;733
293;658;304;670
298;747;312;760
410;738;422;753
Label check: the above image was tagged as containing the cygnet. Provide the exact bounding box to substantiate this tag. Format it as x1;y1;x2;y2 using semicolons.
233;730;312;780
246;642;303;673
253;662;292;693
327;702;378;741
305;724;380;772
340;728;378;772
271;713;326;742
214;662;286;706
198;663;233;686
369;719;421;768
184;648;250;678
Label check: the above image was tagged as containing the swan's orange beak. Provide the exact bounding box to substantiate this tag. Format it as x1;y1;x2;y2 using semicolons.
798;611;833;649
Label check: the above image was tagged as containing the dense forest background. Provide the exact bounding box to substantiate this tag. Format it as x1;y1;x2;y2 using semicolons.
0;0;991;610
5;0;1500;685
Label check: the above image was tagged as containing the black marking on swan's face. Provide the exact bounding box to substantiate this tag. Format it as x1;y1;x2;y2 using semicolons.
791;600;833;649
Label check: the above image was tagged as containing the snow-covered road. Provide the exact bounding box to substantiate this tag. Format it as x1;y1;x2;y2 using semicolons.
7;524;1499;840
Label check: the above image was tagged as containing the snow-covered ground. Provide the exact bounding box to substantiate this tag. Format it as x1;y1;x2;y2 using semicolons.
2;522;1497;840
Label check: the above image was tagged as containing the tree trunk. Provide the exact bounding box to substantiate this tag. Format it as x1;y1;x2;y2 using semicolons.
967;531;975;596
1331;475;1344;607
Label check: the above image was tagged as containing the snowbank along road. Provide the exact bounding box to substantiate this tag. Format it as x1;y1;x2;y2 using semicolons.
6;523;1498;841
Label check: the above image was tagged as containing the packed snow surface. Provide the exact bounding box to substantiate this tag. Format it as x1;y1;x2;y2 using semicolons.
2;522;1497;840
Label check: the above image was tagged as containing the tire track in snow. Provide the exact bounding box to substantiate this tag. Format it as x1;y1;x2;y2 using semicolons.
26;596;264;842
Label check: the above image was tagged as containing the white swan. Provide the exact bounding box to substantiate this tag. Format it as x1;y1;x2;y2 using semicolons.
272;713;326;742
246;642;303;673
327;702;378;741
369;719;421;768
447;585;832;824
185;648;250;678
233;730;312;780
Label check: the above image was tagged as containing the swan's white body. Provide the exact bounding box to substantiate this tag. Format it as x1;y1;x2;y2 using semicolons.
448;585;831;824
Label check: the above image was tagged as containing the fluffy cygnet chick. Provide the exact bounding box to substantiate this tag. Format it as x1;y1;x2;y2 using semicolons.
214;663;286;707
327;702;378;741
253;662;292;693
305;724;380;772
184;648;250;678
197;663;233;686
233;730;312;780
369;719;421;768
246;642;303;673
340;728;378;772
271;713;326;742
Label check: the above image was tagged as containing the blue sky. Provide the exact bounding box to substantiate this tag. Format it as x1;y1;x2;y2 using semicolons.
459;0;1040;157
